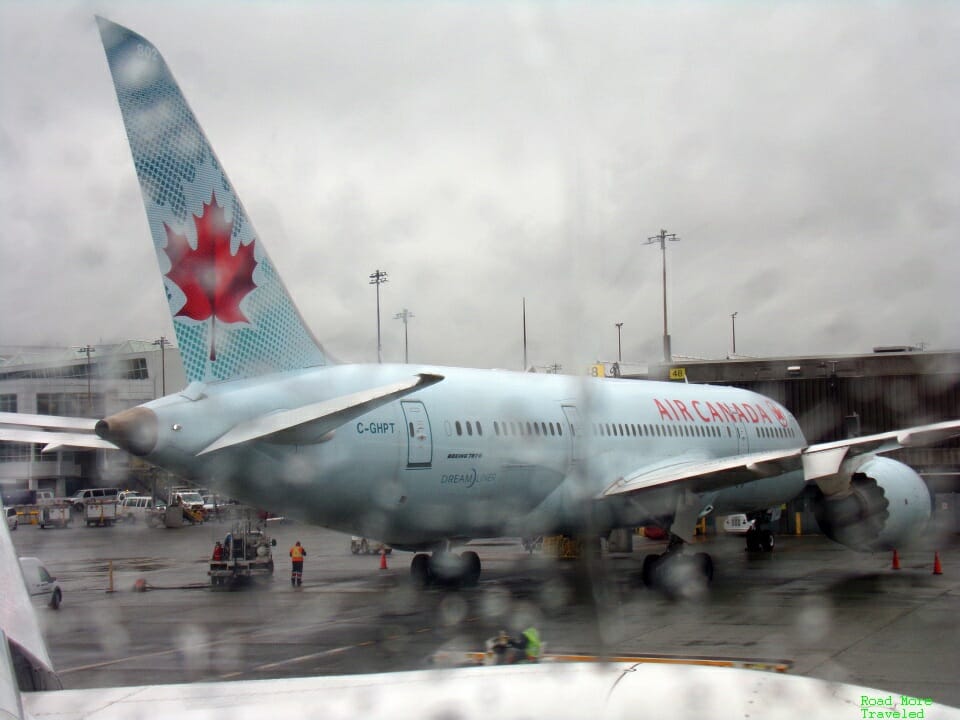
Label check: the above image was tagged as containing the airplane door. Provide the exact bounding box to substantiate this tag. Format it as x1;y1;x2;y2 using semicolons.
561;405;582;464
401;400;433;468
736;423;749;454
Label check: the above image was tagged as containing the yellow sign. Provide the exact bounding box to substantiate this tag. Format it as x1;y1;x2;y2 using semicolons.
669;367;686;381
591;364;605;378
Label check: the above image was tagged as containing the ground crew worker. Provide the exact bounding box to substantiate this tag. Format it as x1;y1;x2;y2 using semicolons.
518;627;541;662
212;541;223;561
289;540;306;586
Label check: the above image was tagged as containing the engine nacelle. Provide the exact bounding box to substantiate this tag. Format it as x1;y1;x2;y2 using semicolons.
812;456;932;552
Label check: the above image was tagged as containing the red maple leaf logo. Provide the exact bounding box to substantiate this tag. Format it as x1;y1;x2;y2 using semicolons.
163;192;257;361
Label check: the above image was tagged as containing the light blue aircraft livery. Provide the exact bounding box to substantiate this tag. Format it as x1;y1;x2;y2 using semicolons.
2;17;958;590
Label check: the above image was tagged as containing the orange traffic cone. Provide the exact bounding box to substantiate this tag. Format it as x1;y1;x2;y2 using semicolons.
379;549;388;570
933;552;943;576
891;550;901;570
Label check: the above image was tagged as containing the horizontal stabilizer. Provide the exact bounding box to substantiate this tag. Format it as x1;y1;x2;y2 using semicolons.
199;373;444;455
0;412;97;432
0;428;117;453
0;413;117;452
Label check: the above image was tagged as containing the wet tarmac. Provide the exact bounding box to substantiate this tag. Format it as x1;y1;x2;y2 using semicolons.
10;510;960;707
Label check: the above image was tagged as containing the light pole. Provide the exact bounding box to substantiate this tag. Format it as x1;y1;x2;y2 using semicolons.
369;269;388;363
615;322;623;362
393;308;414;364
152;336;169;396
730;312;738;357
77;344;95;414
644;229;680;362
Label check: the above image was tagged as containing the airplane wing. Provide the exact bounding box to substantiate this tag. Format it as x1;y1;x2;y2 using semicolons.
0;412;117;452
602;418;960;498
602;447;804;497
22;660;960;720
198;373;444;455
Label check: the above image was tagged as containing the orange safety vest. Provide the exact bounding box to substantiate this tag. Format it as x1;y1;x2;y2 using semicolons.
290;545;305;561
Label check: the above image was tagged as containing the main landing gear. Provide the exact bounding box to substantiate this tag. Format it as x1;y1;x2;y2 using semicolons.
410;549;481;588
641;535;714;599
744;527;775;552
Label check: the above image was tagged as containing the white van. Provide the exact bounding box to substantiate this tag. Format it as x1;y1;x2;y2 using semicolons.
19;557;63;609
70;487;119;511
4;506;17;531
118;496;165;524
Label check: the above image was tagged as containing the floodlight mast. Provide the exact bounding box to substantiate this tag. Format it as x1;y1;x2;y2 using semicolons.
393;308;414;364
644;229;680;362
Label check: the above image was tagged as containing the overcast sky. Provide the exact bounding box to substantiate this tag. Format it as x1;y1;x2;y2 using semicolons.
1;1;958;373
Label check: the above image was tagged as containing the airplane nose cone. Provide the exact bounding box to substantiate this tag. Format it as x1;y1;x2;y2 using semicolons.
95;407;158;456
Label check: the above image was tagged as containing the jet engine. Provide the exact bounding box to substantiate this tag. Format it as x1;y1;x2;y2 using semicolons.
812;456;932;552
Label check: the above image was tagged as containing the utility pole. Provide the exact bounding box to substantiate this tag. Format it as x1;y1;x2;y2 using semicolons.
522;298;528;370
152;336;169;396
615;322;624;362
645;229;680;362
730;312;738;357
77;345;95;414
393;308;414;364
368;269;388;363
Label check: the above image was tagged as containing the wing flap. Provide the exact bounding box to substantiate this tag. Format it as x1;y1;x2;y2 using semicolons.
198;373;443;455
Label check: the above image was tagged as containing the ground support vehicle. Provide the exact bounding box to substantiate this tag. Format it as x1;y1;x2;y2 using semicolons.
118;496;166;525
38;503;71;529
349;537;392;555
209;523;276;589
84;499;118;527
19;557;63;609
169;487;206;524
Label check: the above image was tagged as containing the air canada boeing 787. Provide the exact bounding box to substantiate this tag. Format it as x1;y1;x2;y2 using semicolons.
2;18;957;591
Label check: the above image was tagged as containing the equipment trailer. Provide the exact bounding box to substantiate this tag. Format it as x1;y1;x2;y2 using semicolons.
209;522;276;589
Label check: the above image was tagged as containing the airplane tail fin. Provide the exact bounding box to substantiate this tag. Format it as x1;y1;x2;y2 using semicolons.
96;17;332;384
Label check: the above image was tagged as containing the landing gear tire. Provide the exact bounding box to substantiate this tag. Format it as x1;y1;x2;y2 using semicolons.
759;529;775;552
410;553;431;587
694;552;714;582
745;528;775;552
641;553;661;588
461;550;481;587
642;551;713;597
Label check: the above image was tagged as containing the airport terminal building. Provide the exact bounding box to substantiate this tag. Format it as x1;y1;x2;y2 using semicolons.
644;348;960;487
0;341;185;498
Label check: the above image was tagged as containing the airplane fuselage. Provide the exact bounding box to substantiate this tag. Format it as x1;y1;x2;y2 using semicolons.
135;365;807;549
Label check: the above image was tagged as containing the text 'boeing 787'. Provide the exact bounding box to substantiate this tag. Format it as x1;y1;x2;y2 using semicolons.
2;17;958;596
